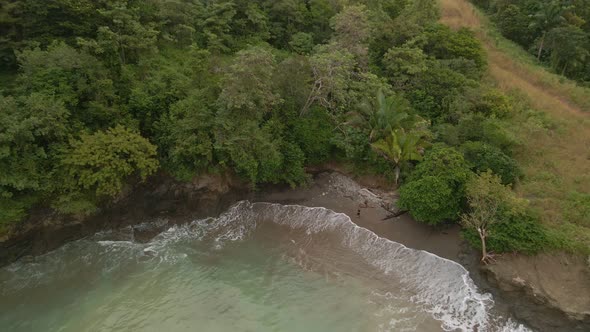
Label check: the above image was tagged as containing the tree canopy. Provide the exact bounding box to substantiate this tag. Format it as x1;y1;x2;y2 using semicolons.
475;0;590;82
0;0;554;256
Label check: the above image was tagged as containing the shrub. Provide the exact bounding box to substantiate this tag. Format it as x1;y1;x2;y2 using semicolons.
421;25;487;72
332;126;371;164
278;141;309;187
433;123;460;146
398;176;461;225
563;191;590;227
407;61;471;120
457;114;517;151
289;32;314;54
409;144;472;188
461;141;521;185
462;207;549;254
475;89;512;118
399;145;473;225
0;195;38;227
481;118;518;151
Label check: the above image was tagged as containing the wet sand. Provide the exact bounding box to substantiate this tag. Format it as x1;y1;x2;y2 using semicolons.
257;171;590;332
257;172;463;262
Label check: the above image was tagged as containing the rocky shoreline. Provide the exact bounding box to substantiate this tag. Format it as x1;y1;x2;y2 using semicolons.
1;171;588;331
0;173;250;266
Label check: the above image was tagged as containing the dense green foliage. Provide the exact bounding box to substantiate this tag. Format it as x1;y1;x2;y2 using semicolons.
472;0;590;84
398;176;462;225
461;171;549;256
463;206;550;254
398;145;472;225
461;141;521;185
0;0;552;255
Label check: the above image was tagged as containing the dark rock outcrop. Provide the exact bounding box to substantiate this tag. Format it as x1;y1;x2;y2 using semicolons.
0;172;249;268
479;256;590;332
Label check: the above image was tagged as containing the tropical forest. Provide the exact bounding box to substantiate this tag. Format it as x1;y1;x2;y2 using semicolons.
0;0;589;331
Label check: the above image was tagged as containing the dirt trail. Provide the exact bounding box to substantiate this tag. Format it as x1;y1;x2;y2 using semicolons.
439;0;587;116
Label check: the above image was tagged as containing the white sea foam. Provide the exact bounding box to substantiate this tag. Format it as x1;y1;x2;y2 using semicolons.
214;201;531;332
0;200;532;331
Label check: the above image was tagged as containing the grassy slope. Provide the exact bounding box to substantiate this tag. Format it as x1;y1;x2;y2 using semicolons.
439;0;590;253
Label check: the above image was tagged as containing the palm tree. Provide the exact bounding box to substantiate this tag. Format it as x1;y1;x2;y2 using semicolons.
547;25;590;76
529;1;567;60
348;89;418;142
370;128;428;184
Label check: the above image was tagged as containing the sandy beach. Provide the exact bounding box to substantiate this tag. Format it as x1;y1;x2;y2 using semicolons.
257;172;464;262
256;171;590;332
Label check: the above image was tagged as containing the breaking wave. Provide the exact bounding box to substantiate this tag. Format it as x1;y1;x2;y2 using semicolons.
0;201;531;331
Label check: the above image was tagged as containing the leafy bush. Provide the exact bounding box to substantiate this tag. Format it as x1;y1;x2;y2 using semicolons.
475;89;512;118
59;125;159;198
433;123;460;146
289;32;314;54
399;145;473;225
0;195;38;227
278;141;309;187
333;126;371;164
461;141;521;185
421;25;487;72
409;144;472;188
463;207;549;254
398;176;461;225
481;118;518;151
456;114;517;151
382;47;428;85
407;61;472;120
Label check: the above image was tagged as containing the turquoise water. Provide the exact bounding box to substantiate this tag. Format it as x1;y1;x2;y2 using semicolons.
0;202;530;332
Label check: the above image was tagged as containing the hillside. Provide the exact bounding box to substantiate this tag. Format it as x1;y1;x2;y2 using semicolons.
440;0;590;252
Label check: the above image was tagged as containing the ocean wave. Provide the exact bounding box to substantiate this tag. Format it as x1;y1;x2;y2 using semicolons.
0;200;531;331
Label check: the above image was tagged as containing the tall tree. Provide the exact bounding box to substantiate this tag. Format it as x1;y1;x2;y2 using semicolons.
330;5;371;66
15;41;119;129
77;1;158;67
59;125;159;199
399;145;473;224
547;25;590;76
301;44;355;115
218;45;280;119
0;93;69;198
157;91;216;180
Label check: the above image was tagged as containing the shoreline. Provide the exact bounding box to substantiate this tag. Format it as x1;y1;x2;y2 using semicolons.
257;172;465;262
1;171;588;331
256;171;589;332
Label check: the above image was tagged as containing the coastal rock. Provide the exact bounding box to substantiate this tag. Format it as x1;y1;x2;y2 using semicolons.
482;253;590;331
0;172;247;268
132;219;170;243
321;172;396;210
